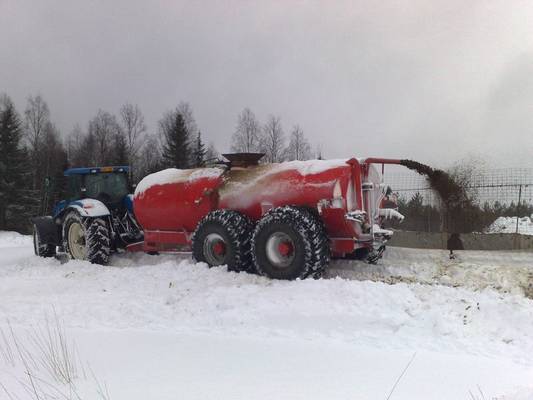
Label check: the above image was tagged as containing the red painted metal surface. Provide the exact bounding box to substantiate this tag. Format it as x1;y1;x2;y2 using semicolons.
134;174;222;232
142;230;190;252
132;158;390;254
218;163;354;224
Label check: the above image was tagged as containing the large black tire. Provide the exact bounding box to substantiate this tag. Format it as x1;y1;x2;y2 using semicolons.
252;206;330;280
192;210;254;272
33;225;56;257
63;212;111;265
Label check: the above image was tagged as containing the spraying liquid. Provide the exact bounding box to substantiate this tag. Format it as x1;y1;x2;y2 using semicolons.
399;160;468;207
399;159;472;232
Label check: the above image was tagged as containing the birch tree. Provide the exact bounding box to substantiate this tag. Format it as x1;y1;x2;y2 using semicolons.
285;125;311;161
231;108;260;153
259;115;285;163
120;103;147;168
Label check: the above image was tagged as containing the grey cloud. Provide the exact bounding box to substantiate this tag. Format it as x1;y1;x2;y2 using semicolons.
1;0;532;167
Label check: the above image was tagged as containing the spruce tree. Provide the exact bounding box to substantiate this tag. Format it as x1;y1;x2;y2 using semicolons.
193;132;206;167
161;111;190;169
0;97;35;231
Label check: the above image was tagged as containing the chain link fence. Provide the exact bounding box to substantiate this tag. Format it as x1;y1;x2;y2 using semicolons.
383;168;533;234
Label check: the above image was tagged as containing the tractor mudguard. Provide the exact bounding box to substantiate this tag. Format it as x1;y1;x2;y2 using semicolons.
32;216;60;245
64;199;111;218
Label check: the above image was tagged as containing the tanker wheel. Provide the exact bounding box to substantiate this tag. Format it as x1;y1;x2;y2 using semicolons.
192;210;254;272
252;206;330;280
62;212;111;265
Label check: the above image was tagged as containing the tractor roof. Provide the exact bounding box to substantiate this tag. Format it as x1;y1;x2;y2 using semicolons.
64;166;129;176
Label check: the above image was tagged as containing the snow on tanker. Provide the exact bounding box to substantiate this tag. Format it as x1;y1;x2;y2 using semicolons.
132;153;404;279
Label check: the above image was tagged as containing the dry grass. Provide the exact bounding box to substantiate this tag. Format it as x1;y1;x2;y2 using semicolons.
385;352;417;400
0;312;110;400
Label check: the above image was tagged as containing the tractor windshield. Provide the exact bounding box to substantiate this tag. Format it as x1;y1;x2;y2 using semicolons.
84;173;129;204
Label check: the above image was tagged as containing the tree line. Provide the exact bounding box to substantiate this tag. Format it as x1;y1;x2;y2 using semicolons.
393;192;533;233
0;93;319;233
230;108;317;162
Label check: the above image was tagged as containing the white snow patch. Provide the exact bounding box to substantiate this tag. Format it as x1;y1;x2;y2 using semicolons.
0;230;32;248
134;167;224;196
2;232;533;399
330;247;533;299
272;158;350;175
486;216;533;235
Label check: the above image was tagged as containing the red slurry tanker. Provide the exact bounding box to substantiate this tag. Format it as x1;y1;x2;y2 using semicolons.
132;154;404;279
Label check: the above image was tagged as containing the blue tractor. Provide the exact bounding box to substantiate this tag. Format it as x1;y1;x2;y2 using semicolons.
32;166;143;264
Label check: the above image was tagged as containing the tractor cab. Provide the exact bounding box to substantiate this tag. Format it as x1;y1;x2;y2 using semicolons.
54;166;133;216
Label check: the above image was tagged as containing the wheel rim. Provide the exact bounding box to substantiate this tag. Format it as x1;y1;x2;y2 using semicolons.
68;221;87;260
265;232;295;268
203;233;227;265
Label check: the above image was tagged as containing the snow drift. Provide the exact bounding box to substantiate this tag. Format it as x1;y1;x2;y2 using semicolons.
486;215;533;235
1;232;533;399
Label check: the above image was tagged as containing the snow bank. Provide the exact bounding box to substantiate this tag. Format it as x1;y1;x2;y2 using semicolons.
486;216;533;235
499;388;533;400
0;231;32;248
1;246;533;365
330;247;533;298
2;234;533;398
135;167;224;197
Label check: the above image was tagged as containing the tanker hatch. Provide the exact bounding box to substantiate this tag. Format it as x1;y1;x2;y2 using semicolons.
222;152;265;168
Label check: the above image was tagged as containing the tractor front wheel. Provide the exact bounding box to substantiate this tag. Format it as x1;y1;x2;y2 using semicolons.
33;225;56;257
63;212;111;264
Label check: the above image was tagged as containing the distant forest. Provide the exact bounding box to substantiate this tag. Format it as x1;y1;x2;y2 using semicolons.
0;93;319;232
394;192;533;233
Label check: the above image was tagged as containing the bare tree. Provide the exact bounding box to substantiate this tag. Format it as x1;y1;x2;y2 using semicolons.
87;110;122;165
259;115;285;163
231;108;260;153
39;122;68;213
205;142;219;161
24;95;51;189
315;144;323;160
136;134;163;181
285;125;312;161
24;95;50;153
120;103;147;174
65;124;84;163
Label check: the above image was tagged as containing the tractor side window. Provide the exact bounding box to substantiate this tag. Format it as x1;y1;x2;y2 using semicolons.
67;175;83;201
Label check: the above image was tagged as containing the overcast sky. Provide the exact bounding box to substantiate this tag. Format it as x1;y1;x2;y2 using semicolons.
1;0;533;168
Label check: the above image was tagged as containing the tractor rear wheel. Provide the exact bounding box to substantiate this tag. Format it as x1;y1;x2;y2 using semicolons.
63;212;111;264
252;206;330;280
192;210;254;272
33;225;56;257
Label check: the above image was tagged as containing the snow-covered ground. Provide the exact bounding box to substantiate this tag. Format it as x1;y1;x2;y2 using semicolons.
1;231;533;399
486;216;533;235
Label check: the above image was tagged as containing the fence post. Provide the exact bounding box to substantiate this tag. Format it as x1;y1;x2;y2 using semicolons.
516;184;522;234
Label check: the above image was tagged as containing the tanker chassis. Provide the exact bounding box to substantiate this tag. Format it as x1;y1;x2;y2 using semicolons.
132;154;404;279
